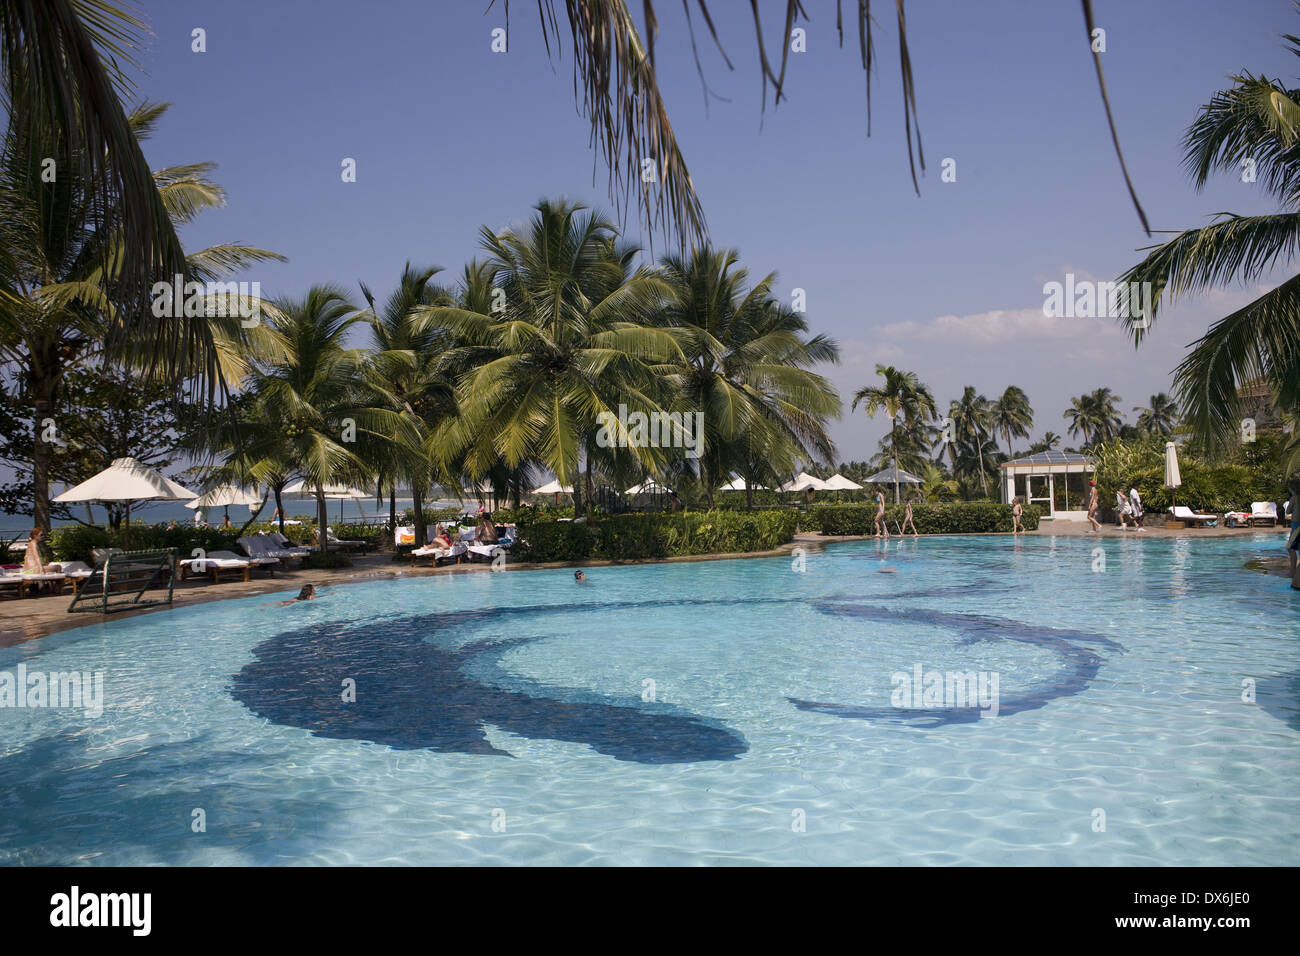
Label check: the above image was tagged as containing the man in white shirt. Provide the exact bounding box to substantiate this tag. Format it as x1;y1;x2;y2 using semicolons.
1128;482;1144;530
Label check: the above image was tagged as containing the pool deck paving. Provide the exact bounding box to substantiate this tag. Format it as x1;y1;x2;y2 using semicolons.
2;523;1293;646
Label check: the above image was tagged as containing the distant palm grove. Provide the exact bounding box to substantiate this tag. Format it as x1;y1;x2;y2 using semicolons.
1;2;1295;541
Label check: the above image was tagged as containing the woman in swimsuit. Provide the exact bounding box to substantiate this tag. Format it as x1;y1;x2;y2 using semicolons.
1086;481;1101;533
902;496;919;536
874;490;888;539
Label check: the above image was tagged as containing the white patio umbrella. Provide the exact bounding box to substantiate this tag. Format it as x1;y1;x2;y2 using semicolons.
823;473;864;491
1164;441;1182;508
719;476;766;491
625;480;673;495
531;480;574;495
54;457;197;547
185;484;263;522
781;472;832;492
863;465;923;504
281;480;367;522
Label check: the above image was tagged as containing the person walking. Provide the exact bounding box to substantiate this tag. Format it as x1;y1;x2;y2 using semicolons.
1128;481;1145;530
1011;497;1025;534
874;490;889;539
902;496;919;536
1086;480;1101;533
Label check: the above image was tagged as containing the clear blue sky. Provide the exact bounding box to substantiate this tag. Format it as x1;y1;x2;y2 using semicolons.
132;0;1296;461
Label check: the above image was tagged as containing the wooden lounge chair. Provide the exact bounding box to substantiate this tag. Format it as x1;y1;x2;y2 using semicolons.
178;551;254;583
1250;502;1279;527
1169;505;1218;527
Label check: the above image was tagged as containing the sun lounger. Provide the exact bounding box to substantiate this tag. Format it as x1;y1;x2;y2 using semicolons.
0;571;27;599
267;531;312;556
1250;502;1279;527
238;535;305;568
21;571;74;595
178;551;254;583
1169;505;1218;527
318;527;368;553
52;561;97;593
411;541;467;566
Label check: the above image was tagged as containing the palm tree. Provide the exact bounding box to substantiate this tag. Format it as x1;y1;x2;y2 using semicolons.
1088;387;1125;442
1064;388;1124;449
245;286;407;548
948;386;993;498
515;2;1147;245
418;199;678;516
1118;25;1300;466
991;386;1034;456
0;101;281;533
1026;431;1062;455
1;1;189;338
360;264;460;547
852;365;936;503
656;246;840;507
1135;393;1179;437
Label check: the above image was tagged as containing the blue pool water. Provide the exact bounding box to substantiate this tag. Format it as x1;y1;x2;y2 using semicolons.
1;533;1297;865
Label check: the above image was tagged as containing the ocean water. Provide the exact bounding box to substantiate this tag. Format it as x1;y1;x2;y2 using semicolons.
0;533;1296;865
0;497;470;537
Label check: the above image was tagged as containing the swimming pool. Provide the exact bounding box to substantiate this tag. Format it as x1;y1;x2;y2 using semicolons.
1;534;1296;865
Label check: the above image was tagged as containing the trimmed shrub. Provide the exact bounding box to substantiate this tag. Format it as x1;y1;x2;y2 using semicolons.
809;501;1039;535
302;550;353;570
47;524;239;563
513;509;798;563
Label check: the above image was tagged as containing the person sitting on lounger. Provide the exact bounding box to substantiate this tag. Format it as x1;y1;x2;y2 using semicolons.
22;528;59;577
434;525;453;549
477;513;499;544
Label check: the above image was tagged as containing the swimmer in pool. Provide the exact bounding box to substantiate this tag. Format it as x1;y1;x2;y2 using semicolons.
275;584;318;606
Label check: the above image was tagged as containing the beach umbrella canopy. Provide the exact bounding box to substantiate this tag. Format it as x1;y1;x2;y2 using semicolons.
281;480;366;498
781;472;832;492
185;484;262;509
531;480;574;495
281;480;367;523
719;476;766;491
823;473;864;490
54;457;197;504
625;480;673;495
53;457;197;546
863;466;923;486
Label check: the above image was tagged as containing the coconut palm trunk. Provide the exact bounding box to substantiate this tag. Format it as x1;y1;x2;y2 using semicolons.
411;485;426;551
315;485;330;553
273;485;286;535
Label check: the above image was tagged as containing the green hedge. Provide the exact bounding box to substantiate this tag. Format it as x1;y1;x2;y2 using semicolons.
47;524;241;563
807;501;1040;535
513;509;798;562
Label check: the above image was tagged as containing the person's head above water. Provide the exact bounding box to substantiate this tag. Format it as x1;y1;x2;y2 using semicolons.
295;584;316;601
574;570;586;582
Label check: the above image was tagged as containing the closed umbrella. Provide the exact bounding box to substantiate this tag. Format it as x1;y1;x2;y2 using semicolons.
54;457;197;547
1164;441;1182;509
